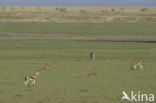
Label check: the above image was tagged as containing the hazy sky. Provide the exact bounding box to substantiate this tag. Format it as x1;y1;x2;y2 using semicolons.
0;0;156;6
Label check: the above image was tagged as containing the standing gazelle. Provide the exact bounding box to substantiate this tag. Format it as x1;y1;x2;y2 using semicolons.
88;52;96;76
131;60;143;70
90;52;95;63
24;65;55;87
24;72;40;87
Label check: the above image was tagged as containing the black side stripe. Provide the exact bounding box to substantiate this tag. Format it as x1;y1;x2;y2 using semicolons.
30;77;35;80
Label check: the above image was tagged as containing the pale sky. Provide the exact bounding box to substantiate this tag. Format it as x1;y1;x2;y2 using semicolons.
0;0;156;6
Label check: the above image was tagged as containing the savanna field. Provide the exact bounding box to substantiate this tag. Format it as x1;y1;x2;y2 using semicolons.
0;7;156;103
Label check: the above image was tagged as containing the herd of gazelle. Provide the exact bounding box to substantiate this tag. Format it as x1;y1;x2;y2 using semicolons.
88;52;143;76
24;51;143;87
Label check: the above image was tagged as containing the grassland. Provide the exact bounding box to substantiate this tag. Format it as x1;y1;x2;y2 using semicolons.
0;7;156;103
0;21;156;42
0;41;156;103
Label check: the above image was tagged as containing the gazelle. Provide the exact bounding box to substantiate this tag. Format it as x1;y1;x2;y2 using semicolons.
89;52;96;76
24;72;40;87
90;52;95;63
88;72;96;76
131;60;143;70
24;65;55;87
60;49;68;53
38;65;54;72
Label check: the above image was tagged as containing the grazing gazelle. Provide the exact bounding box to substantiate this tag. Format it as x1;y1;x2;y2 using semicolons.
88;72;96;76
60;49;68;53
24;65;55;87
131;60;143;70
90;52;95;63
38;65;55;72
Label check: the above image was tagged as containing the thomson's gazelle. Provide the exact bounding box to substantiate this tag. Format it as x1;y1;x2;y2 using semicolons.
131;60;143;70
24;72;40;87
24;65;55;87
90;52;95;63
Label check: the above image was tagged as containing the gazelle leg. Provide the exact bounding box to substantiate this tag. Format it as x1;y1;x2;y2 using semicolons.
24;76;28;87
24;80;28;87
140;65;143;70
134;65;136;70
32;80;35;87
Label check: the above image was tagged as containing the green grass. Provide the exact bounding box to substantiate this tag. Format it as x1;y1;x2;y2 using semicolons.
0;22;156;37
0;40;156;103
0;8;156;103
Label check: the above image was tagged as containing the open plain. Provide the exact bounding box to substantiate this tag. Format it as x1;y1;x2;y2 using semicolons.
0;7;156;103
